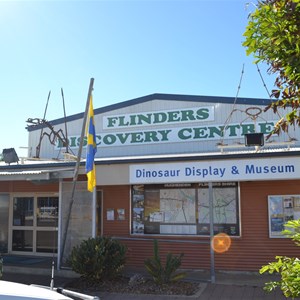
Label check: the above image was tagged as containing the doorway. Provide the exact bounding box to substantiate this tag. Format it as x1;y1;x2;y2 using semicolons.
10;195;58;255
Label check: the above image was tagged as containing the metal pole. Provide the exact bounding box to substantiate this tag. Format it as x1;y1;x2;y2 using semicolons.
73;78;95;183
61;88;69;154
92;188;97;237
209;181;215;283
59;78;94;265
36;90;51;158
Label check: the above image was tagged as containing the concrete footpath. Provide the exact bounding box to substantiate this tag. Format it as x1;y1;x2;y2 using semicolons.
1;256;294;300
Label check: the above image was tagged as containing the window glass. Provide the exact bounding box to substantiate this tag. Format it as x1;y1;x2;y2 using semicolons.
132;183;240;236
13;197;34;226
198;182;239;236
0;194;9;252
36;231;58;253
268;195;300;238
37;197;58;227
12;230;33;251
12;195;59;254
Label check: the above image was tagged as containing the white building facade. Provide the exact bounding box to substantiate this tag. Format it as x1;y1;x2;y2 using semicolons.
0;93;299;271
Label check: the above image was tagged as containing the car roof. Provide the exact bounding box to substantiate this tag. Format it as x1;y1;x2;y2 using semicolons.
0;281;72;300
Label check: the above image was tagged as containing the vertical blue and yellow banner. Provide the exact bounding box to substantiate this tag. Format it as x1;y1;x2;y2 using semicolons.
86;95;97;192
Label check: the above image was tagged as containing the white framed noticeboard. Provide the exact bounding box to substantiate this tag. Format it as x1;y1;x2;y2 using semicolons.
268;195;300;238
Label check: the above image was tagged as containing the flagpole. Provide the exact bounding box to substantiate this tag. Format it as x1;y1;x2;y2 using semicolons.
59;78;95;268
73;78;95;182
92;188;97;237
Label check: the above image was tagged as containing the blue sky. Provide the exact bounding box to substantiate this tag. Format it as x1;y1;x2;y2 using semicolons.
0;0;275;157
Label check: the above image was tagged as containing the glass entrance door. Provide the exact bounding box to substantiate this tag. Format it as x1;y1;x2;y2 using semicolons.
11;195;58;254
36;197;58;253
12;197;33;252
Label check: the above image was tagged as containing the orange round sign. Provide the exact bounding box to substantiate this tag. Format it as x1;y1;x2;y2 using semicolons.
211;233;231;253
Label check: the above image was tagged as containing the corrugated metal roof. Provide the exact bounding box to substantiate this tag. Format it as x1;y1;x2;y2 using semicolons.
0;146;299;170
93;146;300;164
0;167;74;181
0;170;46;175
27;93;272;131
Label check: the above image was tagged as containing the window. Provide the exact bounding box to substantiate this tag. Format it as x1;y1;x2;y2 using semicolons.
11;195;59;253
13;197;34;226
12;230;33;252
268;194;300;238
0;194;9;253
132;182;240;236
37;197;58;227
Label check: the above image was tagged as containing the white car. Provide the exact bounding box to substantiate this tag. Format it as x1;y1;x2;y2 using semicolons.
0;280;100;300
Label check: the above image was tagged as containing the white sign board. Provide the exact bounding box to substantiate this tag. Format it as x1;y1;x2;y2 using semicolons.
130;157;300;183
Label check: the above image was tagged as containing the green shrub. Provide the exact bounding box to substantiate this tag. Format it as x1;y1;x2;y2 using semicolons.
144;239;186;285
260;219;300;298
69;237;127;281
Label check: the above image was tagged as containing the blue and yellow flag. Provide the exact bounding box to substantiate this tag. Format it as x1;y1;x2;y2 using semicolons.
86;95;97;192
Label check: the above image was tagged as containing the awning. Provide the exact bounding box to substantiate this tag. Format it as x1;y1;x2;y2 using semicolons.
0;168;74;181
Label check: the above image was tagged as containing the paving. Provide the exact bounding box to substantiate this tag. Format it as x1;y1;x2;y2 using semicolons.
1;255;294;300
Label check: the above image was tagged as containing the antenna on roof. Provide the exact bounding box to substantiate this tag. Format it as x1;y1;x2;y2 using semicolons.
35;91;51;158
218;64;245;146
255;63;271;98
218;63;295;152
255;63;294;142
61;88;69;154
27;89;75;159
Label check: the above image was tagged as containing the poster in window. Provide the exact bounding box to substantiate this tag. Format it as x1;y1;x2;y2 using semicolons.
132;185;145;233
107;208;114;221
144;222;160;234
133;185;144;207
133;207;144;233
160;189;196;223
117;208;125;220
197;183;239;236
293;196;300;219
270;217;284;233
268;195;300;237
132;183;240;236
144;189;160;222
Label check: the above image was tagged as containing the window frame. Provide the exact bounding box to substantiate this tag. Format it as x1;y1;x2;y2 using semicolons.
131;182;241;237
268;194;300;238
9;193;59;255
